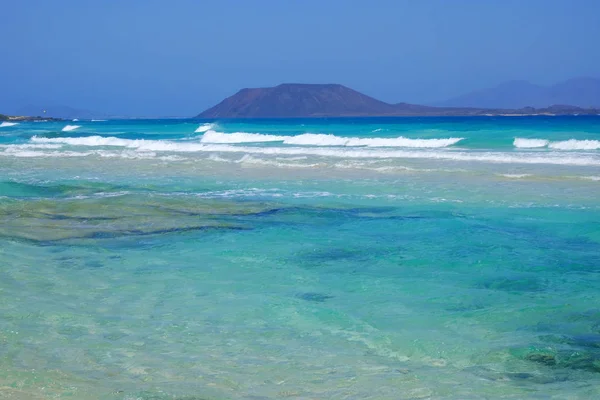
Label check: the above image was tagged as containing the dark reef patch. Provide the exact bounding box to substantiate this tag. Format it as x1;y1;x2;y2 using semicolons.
296;292;334;303
513;343;600;373
476;275;547;293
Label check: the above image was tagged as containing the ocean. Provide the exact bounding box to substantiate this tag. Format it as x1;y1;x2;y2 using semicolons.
1;116;599;399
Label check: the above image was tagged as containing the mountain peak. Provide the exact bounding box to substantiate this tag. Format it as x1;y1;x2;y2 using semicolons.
197;83;395;118
275;83;344;89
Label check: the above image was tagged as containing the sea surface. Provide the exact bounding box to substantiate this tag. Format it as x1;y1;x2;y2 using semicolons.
1;116;600;399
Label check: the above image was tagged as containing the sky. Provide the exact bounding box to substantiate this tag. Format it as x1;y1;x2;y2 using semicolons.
1;0;599;117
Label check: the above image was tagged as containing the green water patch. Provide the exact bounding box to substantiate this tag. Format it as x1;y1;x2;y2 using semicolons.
0;180;134;199
1;195;438;244
0;195;288;242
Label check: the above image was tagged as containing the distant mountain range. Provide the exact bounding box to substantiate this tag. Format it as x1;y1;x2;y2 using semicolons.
436;77;600;109
197;83;600;118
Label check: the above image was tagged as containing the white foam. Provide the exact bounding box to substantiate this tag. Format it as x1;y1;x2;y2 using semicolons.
284;133;348;146
237;154;321;169
581;176;600;181
34;135;129;146
32;135;210;152
29;135;600;166
514;138;600;150
62;125;81;132
498;174;532;179
549;139;600;150
72;119;79;122
290;134;463;148
91;119;107;122
195;123;215;133
201;131;463;148
97;150;162;160
207;154;233;163
513;138;549;148
0;122;18;128
0;144;63;150
203;144;600;166
0;150;92;158
201;130;285;143
0;147;175;160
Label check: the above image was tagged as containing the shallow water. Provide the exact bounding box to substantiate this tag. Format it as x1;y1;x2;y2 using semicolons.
1;117;599;399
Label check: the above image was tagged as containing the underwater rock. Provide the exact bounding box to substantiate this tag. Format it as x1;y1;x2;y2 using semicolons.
558;351;600;372
505;372;566;384
564;309;600;323
539;334;600;349
515;343;600;373
103;331;128;341
512;346;558;366
525;352;557;366
296;292;334;303
301;248;369;263
570;334;600;349
85;260;103;268
464;366;566;384
477;276;546;292
445;302;488;312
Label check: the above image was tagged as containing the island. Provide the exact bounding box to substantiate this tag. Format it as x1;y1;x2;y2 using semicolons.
196;83;600;118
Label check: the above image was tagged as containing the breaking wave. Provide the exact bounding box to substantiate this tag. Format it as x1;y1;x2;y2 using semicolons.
62;125;81;132
513;138;549;148
200;130;464;148
201;130;282;143
514;138;600;150
0;122;19;128
195;123;214;133
498;173;533;179
549;139;600;150
29;135;600;166
0;144;63;150
581;176;600;181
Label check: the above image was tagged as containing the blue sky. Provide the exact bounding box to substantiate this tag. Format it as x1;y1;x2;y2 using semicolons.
1;0;598;116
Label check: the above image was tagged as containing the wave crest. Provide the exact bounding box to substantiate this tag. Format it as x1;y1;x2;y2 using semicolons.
195;123;215;133
514;138;600;150
62;125;81;132
29;135;600;166
200;131;463;148
201;130;283;143
513;138;549;148
549;139;600;150
0;122;19;128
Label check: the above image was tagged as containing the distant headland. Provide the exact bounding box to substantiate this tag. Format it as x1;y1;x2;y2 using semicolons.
196;83;600;118
0;114;63;122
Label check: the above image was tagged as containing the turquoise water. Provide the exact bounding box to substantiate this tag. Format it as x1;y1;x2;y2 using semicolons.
1;117;600;399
